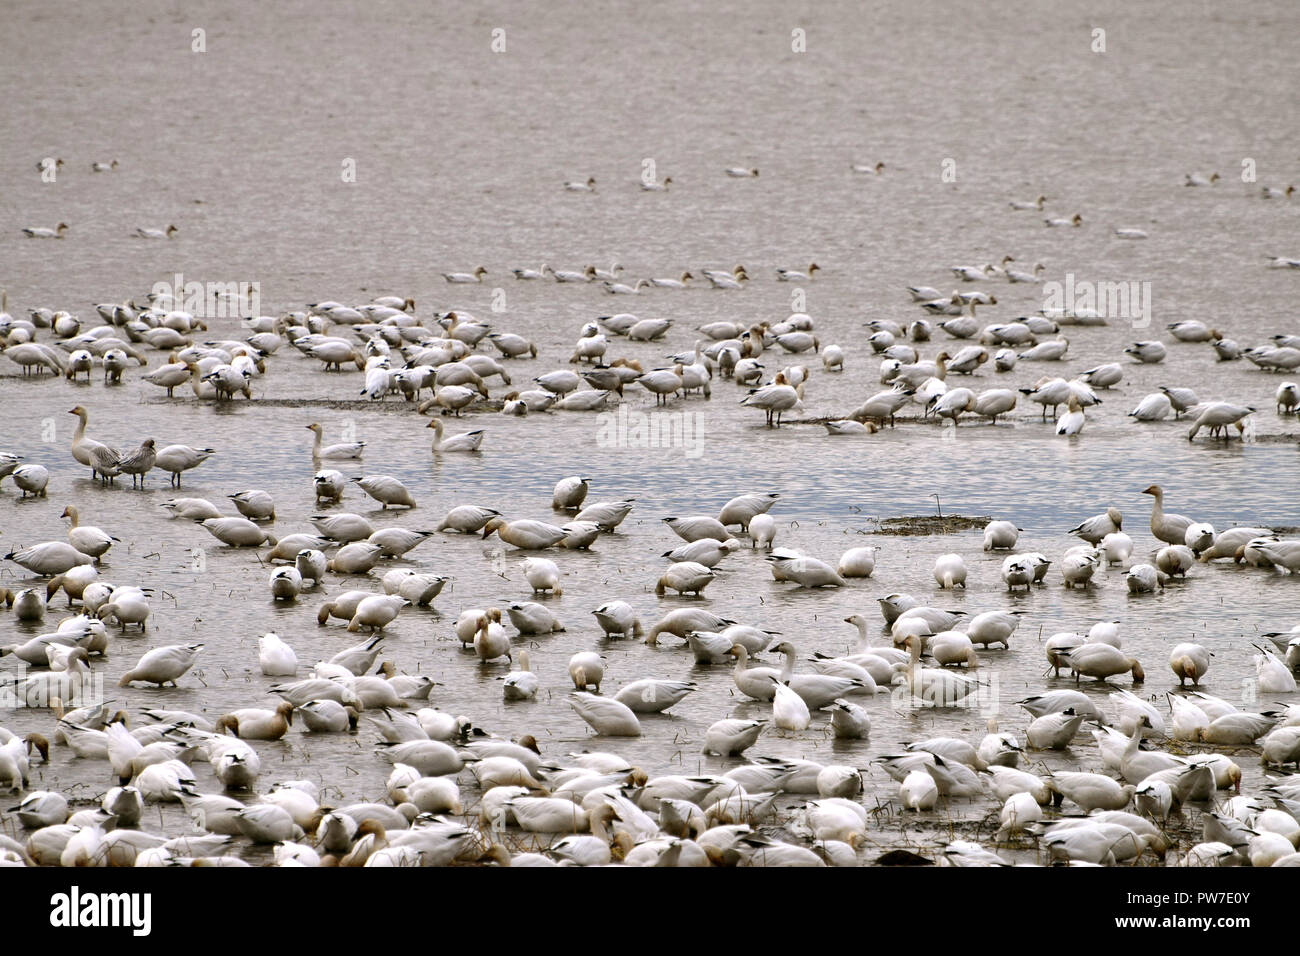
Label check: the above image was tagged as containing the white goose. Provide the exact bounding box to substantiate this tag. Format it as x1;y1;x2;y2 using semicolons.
503;650;539;701
118;644;203;687
307;422;364;459
60;507;116;560
570;692;641;736
427;419;484;452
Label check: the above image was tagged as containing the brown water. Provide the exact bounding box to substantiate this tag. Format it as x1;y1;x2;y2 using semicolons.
2;0;1299;864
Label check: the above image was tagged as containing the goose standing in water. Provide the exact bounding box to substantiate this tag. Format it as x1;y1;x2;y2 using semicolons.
118;644;203;687
61;507;116;561
115;439;157;488
521;556;563;595
482;518;566;550
503;650;539;701
154;445;215;486
68;405;119;480
741;380;803;427
933;553;967;589
354;475;416;509
473;612;510;662
427;419;484;452
1060;644;1144;684
770;679;811;732
1142;485;1195;545
307;422;364;459
569;693;640;736
1186;403;1254;441
1055;397;1085;436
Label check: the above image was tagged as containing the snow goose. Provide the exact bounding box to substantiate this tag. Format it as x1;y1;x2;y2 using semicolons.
135;225;177;239
258;632;298;676
1196;711;1277;745
1006;262;1046;283
552;475;590;511
901;635;980;707
229;489;275;521
1055;396;1085;435
650;272;692;289
655;561;716;597
67;405;119;479
1010;195;1046;211
776;263;820;282
768;553;844;588
22;222;69;238
1025;709;1086;750
5;542;93;576
354;475;416;509
589;601;640;639
1060;643;1144;684
1187;402;1254;441
982;520;1019;551
427;418;484;452
933;553;967;589
312;469;347;504
604;279;649;295
1124;341;1166;363
717;492;779;530
570;692;641;736
348;594;407;633
1156;544;1195;577
1254;648;1296;693
614;678;695;714
1050;772;1135;812
1141;485;1195;544
899;770;938;810
435;504;500;533
152;445;215;486
118;643;203;687
215;703;294;741
443;266;487;283
201;516;275;548
970;388;1016;423
483;517;566;550
1129;392;1172;421
771;680;810;731
837;546;876;577
307;422;364;459
1276;381;1299;413
505;601;564;636
503;650;539;701
60;507;116;560
967;610;1021;649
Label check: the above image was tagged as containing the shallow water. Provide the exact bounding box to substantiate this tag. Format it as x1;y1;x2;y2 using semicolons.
2;0;1299;864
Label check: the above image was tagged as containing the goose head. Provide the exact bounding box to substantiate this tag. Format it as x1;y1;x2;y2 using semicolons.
25;733;50;762
214;715;240;736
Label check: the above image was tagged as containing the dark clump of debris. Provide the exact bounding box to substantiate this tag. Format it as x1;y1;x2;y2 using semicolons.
872;515;991;536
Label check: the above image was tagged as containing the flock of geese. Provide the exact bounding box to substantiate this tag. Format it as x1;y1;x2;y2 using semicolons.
1;448;1298;867
3;158;1300;866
